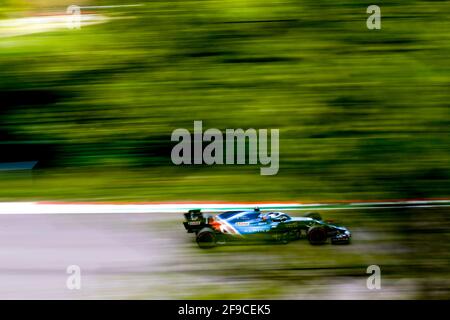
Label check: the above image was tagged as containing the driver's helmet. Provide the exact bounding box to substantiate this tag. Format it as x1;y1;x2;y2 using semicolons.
268;212;283;220
261;212;283;221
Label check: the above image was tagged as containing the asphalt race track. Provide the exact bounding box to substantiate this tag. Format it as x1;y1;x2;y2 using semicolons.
0;207;449;299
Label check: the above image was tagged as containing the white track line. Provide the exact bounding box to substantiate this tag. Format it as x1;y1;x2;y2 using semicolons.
0;203;301;215
0;14;109;38
0;201;449;215
293;205;450;211
80;4;144;9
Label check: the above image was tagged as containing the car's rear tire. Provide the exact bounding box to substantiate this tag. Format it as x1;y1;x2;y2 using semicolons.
307;226;327;244
196;227;217;249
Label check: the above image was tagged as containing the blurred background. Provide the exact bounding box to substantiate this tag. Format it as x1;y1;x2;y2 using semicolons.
0;0;449;299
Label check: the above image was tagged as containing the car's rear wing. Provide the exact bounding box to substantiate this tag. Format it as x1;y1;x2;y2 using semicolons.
183;209;210;233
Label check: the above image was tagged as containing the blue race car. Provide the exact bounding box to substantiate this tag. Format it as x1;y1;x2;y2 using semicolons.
183;208;351;248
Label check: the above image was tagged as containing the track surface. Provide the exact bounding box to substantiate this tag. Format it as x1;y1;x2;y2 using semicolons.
0;213;182;299
0;208;448;299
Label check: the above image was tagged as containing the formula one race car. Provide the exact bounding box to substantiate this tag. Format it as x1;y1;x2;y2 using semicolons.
183;208;351;248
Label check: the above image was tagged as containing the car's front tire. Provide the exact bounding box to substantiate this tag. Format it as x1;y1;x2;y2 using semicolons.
196;227;217;249
307;226;327;244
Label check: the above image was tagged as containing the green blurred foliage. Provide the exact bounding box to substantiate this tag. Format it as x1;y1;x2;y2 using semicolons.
0;0;449;201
